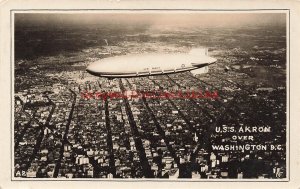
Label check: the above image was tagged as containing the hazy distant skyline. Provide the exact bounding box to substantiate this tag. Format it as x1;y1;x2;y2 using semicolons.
14;12;286;60
15;12;286;28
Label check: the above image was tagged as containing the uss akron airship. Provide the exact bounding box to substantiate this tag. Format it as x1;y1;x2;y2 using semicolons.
86;48;217;79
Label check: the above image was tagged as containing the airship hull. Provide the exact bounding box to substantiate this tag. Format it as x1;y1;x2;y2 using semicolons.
87;63;210;78
86;49;216;78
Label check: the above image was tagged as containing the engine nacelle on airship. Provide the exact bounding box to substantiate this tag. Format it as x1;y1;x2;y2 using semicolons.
86;48;217;78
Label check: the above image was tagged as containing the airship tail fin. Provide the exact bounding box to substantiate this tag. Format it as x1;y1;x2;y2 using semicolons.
189;48;208;57
190;66;209;76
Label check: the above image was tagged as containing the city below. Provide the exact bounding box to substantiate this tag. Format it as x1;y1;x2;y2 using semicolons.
14;68;286;179
13;14;287;179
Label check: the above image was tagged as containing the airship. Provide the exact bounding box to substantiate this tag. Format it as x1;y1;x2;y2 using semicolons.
86;48;217;79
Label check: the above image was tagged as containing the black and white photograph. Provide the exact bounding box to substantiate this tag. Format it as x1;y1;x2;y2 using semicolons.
11;10;289;180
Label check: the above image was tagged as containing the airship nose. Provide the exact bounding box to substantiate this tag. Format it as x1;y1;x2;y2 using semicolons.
86;64;93;73
86;62;100;76
86;64;93;72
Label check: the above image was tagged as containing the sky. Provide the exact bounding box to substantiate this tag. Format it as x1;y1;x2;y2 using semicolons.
15;12;286;28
